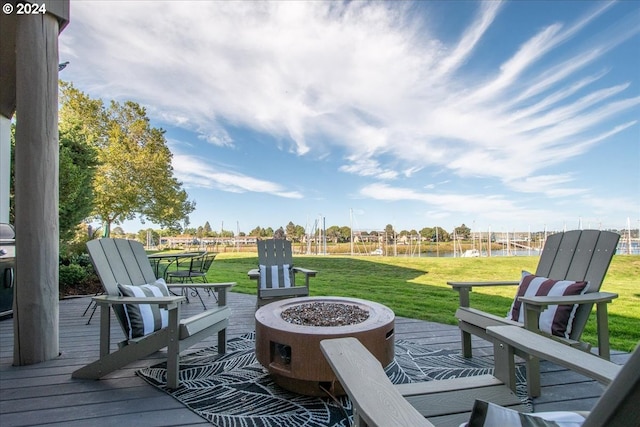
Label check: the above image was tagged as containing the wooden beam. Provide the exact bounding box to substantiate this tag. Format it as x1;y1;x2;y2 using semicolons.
13;10;61;365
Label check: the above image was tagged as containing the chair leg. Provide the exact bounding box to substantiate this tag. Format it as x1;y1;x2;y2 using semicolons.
526;356;541;397
82;291;103;325
206;287;218;302
194;289;206;310
166;305;181;389
188;277;207;310
493;340;517;392
82;299;94;317
181;287;191;304
86;302;98;325
168;274;192;304
198;275;218;303
461;329;473;358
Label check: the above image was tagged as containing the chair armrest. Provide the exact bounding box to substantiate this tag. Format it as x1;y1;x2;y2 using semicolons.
487;325;621;385
203;282;235;306
519;292;618;360
92;294;185;309
168;282;236;306
448;280;519;289
292;267;316;288
321;337;434;427
247;269;259;280
292;267;317;277
518;291;618;307
447;281;519;307
167;282;235;290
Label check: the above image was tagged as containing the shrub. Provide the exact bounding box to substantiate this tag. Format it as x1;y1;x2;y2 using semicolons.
59;263;88;292
59;262;100;298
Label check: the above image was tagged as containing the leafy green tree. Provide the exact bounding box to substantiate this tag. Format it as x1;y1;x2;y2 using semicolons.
203;221;212;235
339;226;351;242
10;117;98;241
421;227;435;241
294;225;306;241
420;226;450;242
326;225;341;243
324;225;352;243
59;82;195;236
384;224;395;243
435;226;450;242
454;224;471;240
274;227;285;239
220;229;235;238
59;81;108;148
110;226;125;236
136;228;160;246
285;221;297;239
250;226;275;238
58;126;97;241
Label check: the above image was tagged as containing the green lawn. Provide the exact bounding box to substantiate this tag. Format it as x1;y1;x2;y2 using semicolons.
206;252;640;352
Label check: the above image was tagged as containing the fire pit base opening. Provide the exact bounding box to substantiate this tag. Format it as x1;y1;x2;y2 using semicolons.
255;296;395;396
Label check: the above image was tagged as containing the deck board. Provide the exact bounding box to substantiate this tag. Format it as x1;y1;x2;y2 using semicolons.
0;292;624;426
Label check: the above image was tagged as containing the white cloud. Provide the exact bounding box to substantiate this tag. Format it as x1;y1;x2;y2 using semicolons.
173;154;303;199
434;0;504;78
59;1;639;229
505;174;587;198
62;1;638;159
359;182;524;215
339;158;398;180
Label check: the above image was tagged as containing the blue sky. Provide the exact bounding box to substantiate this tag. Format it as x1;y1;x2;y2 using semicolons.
59;0;639;235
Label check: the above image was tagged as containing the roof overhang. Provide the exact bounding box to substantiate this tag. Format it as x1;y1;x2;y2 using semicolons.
0;0;70;119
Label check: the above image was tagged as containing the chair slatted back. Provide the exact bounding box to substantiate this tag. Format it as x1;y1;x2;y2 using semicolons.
534;230;619;340
584;345;640;427
256;239;295;287
86;238;158;336
257;239;293;267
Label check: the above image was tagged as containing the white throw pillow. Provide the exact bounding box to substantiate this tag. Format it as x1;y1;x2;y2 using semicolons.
259;264;292;289
118;278;170;339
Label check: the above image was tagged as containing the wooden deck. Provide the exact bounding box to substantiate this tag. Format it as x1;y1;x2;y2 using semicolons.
0;292;628;426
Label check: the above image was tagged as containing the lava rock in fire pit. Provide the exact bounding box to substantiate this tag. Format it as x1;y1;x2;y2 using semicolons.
281;302;370;327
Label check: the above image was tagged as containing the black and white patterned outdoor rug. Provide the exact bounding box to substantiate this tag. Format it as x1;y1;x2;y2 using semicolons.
138;333;529;427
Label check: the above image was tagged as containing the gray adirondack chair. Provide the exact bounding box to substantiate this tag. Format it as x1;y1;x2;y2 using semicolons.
72;238;234;388
248;238;317;307
321;329;636;427
448;229;619;396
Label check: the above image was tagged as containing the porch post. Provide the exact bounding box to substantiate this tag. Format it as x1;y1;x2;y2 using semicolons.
13;10;61;364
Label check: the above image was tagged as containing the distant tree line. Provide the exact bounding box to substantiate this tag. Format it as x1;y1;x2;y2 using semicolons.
131;221;488;247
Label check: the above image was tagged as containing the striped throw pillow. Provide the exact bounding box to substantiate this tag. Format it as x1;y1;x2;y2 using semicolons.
258;264;292;289
118;278;170;339
506;271;588;339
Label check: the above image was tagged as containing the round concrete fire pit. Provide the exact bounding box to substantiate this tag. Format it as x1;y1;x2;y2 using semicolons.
255;296;395;396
